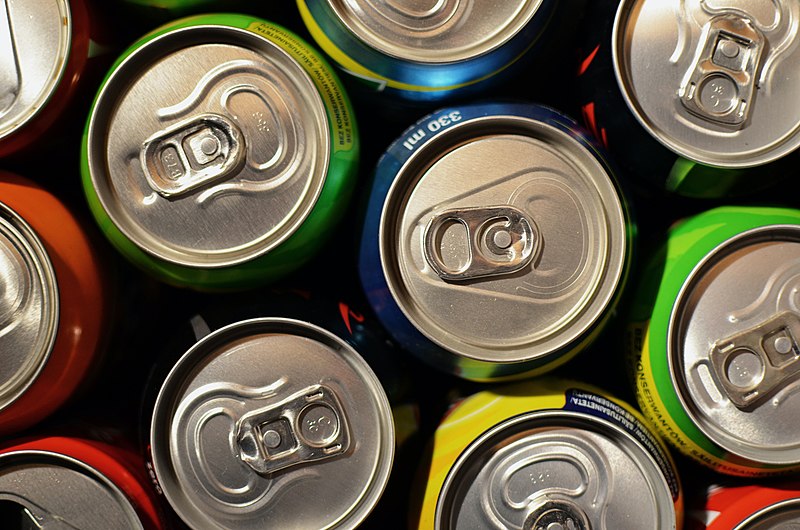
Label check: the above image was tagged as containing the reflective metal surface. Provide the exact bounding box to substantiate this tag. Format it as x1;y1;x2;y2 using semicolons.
87;26;329;267
327;0;544;63
436;411;675;529
151;318;394;529
0;202;57;412
671;226;800;464
0;0;70;139
381;116;626;364
736;498;800;530
0;451;143;530
614;0;800;167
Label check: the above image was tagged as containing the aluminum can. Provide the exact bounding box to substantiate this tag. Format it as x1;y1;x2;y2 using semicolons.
359;101;632;381
149;316;395;528
413;378;682;529
0;0;97;158
82;14;359;290
0;436;166;529
577;0;800;198
629;206;800;476
298;0;558;102
685;481;800;530
0;172;107;436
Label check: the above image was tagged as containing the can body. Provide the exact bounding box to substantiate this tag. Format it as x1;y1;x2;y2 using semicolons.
359;101;633;381
576;0;800;198
82;14;359;290
0;436;167;529
0;172;108;436
629;206;800;475
0;0;97;158
413;378;682;529
685;481;800;529
298;0;558;102
146;291;398;528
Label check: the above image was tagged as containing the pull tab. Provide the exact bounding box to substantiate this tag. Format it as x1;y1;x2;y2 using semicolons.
524;499;590;530
709;311;800;409
423;206;537;281
0;0;21;113
236;385;350;475
679;15;764;128
140;114;245;198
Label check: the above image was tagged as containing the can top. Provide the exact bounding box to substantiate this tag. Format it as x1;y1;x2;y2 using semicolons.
671;225;800;464
326;0;544;63
151;318;394;529
87;25;330;268
435;411;676;529
381;112;627;365
736;498;800;529
0;0;71;141
0;202;58;412
614;0;800;167
0;450;143;529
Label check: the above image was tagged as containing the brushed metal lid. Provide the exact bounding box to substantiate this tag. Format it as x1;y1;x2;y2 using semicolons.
380;115;626;364
326;0;544;63
0;201;57;412
0;0;70;140
436;411;676;529
151;318;394;529
0;450;143;529
86;25;329;268
670;226;800;465
736;498;800;529
614;0;800;167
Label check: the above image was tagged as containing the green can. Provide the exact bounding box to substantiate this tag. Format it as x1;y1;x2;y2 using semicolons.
82;14;358;290
629;206;800;476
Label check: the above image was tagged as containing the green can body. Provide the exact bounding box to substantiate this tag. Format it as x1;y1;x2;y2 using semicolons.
629;206;800;476
81;14;359;290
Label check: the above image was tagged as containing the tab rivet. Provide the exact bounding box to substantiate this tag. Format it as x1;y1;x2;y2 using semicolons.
491;229;512;250
775;336;793;355
718;39;740;59
262;429;282;449
199;136;220;157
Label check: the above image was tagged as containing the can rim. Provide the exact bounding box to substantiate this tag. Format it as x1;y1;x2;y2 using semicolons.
0;0;71;140
668;224;800;465
734;497;800;529
0;449;144;529
326;0;544;64
435;409;677;529
86;24;330;269
150;317;395;529
0;201;58;413
379;114;627;364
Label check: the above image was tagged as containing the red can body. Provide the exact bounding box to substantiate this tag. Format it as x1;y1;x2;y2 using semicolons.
686;482;800;529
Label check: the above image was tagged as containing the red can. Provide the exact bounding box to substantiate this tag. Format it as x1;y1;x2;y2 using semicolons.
0;436;167;529
686;481;800;529
0;172;108;435
0;0;99;157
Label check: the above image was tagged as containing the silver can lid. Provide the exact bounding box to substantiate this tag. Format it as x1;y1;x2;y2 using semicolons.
436;411;676;529
671;225;800;464
614;0;800;168
326;0;544;63
381;115;627;366
0;0;71;141
86;25;329;268
737;498;800;529
151;318;394;529
0;202;58;412
0;450;143;529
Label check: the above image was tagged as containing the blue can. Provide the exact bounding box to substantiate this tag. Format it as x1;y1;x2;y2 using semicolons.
359;101;634;381
298;0;558;102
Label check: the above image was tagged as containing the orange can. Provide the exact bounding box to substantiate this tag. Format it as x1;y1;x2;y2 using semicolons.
0;171;108;435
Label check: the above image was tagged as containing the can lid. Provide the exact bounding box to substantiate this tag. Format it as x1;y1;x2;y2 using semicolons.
614;0;800;168
151;318;394;529
87;25;330;268
0;450;143;529
736;498;800;529
326;0;544;63
381;115;626;365
436;411;676;529
0;0;70;140
0;202;58;412
671;225;800;464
